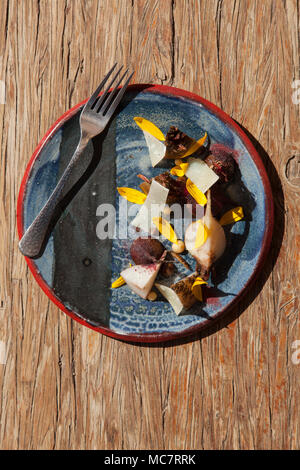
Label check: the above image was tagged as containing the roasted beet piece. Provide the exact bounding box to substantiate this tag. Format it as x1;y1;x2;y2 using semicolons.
153;172;186;206
164;126;196;159
183;185;203;218
205;144;237;183
153;172;202;217
160;259;176;278
130;237;165;265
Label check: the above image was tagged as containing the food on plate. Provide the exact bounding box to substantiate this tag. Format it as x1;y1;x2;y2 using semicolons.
184;157;219;194
171;240;185;254
153;172;186;206
191;276;208;302
155;273;198;315
130;180;169;233
164;126;200;159
133;117;208;166
205;143;237;183
111;118;245;315
130;237;165;265
185;191;226;281
137;172;203;218
139;181;151;195
117;187;147;204
111;275;126;289
152;216;178;244
133;117;166;167
147;291;158;301
219;206;244;226
170;251;192;271
160;257;176;278
185;178;207;206
121;251;166;300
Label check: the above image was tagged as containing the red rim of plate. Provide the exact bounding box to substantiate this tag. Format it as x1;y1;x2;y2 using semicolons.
17;84;274;343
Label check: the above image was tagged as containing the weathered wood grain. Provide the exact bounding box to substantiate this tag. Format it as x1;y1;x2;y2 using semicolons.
0;0;299;450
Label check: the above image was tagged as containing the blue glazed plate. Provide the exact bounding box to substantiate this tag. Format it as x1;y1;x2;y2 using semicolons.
17;85;274;343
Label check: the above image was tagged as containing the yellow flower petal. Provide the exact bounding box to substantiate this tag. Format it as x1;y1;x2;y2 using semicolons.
134;117;165;141
111;276;126;288
194;220;209;249
117;187;147;204
186;178;207;206
111;264;132;288
192;276;208;301
219;206;244;226
197;132;208;147
170;162;189;177
180;132;208;158
152;216;178;244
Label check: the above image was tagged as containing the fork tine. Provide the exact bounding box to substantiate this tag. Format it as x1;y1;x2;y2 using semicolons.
94;66;124;113
104;72;134;119
83;62;118;110
98;68;129;114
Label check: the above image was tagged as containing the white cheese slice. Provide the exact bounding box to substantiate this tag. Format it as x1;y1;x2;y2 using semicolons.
121;263;162;299
131;180;169;233
155;283;184;315
142;130;166;167
185;157;219;193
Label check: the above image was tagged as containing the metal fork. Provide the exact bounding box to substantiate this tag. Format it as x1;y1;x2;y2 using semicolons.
19;64;133;258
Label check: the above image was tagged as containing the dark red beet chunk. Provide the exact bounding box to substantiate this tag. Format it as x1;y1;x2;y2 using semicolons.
153;172;186;206
164;126;196;159
205;144;237;183
130;237;165;265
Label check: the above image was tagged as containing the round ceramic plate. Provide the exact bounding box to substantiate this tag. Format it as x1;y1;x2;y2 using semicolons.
17;85;274;343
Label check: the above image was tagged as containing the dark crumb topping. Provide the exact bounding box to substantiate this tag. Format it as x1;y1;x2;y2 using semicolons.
205;144;237;183
171;274;198;308
153;172;186;205
164;126;195;158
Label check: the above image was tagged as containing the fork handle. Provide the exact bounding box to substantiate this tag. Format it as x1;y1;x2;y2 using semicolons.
19;137;89;258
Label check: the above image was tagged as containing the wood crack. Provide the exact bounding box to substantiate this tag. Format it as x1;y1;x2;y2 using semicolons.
4;0;9;42
216;0;224;107
34;0;41;59
170;0;175;85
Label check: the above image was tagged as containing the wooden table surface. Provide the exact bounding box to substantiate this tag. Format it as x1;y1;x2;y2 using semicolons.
0;0;299;450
